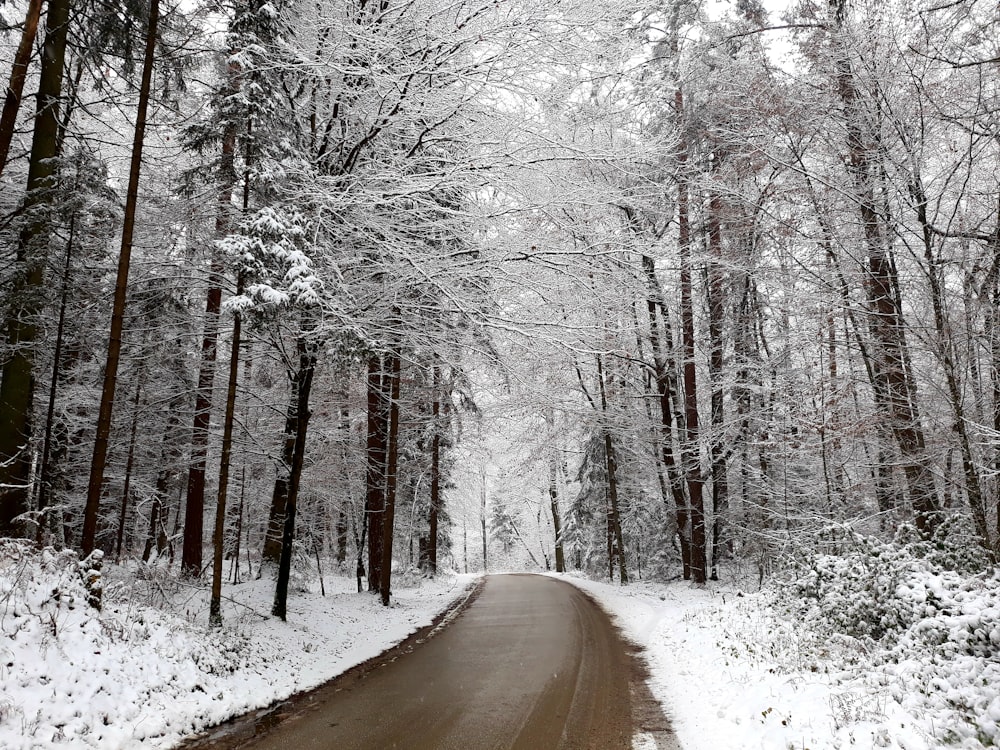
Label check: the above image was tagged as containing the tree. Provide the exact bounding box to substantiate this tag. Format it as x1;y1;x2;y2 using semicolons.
0;0;44;177
81;0;161;555
0;0;72;537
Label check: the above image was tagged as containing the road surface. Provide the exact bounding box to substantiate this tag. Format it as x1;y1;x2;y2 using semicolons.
183;574;678;749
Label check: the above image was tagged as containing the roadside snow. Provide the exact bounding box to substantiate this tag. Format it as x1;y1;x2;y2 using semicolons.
563;573;933;750
0;542;476;750
8;538;995;750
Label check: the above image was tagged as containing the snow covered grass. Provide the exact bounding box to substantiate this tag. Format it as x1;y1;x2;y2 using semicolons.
0;541;476;749
563;535;1000;750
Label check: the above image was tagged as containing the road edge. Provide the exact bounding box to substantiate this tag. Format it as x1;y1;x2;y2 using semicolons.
178;575;486;749
556;576;682;750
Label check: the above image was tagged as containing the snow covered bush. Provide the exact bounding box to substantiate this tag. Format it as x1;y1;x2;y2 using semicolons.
0;542;249;748
774;524;1000;747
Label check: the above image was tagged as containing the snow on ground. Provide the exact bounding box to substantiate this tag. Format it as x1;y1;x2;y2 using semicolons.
6;536;997;750
564;566;996;750
0;541;476;750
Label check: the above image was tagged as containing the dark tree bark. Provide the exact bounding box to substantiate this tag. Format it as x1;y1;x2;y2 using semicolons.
180;276;221;576
676;91;707;584
82;0;161;555
548;455;565;573
365;354;388;591
0;0;43;177
114;378;143;562
596;353;628;585
273;332;317;621
427;364;441;574
0;0;71;537
480;474;488;572
829;0;940;535
706;191;728;581
378;348;402;606
641;255;691;579
262;383;298;567
36;211;76;544
182;67;240;576
336;505;348;564
335;405;350;566
210;279;243;626
792;141;899;518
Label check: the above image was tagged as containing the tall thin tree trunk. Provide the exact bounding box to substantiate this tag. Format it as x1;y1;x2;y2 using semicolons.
81;0;160;555
0;0;71;537
677;93;707;584
596;353;628;585
548;454;565;573
480;470;488;572
991;274;1000;545
641;255;690;578
273;332;317;621
829;0;939;535
115;378;143;562
210;279;243;626
36;211;76;544
797;148;900;516
143;410;181;563
428;364;441;574
231;474;244;584
262;384;298;567
0;0;44;177
182;69;240;576
181;276;221;575
364;354;388;591
707;191;728;581
378;348;402;606
911;173;989;547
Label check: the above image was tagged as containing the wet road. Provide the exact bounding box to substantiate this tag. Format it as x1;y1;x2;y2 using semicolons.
183;574;677;750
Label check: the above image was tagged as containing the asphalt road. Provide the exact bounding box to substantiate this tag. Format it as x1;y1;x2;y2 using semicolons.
183;574;678;750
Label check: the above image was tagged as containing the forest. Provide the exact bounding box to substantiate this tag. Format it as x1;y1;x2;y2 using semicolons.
1;0;999;598
4;0;1000;746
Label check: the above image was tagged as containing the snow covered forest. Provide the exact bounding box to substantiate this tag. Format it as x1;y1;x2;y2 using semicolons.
2;0;1000;747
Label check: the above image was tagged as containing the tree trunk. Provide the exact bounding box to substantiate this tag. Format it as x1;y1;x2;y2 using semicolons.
642;255;691;578
365;354;389;591
596;353;628;585
829;0;940;535
992;275;1000;545
0;0;71;538
911;174;989;547
143;411;181;563
378;348;402;606
82;0;160;555
36;211;76;544
480;470;488;572
114;378;143;562
210;280;243;626
677;90;707;584
181;277;220;576
335;504;348;564
428;364;441;574
0;0;44;177
273;332;317;621
707;191;728;581
548;456;565;573
182;71;239;576
262;382;298;567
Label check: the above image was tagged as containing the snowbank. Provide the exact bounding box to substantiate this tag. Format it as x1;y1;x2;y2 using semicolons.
0;542;476;749
564;560;998;750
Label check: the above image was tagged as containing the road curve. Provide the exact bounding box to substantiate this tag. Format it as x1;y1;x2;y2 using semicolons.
183;574;677;750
